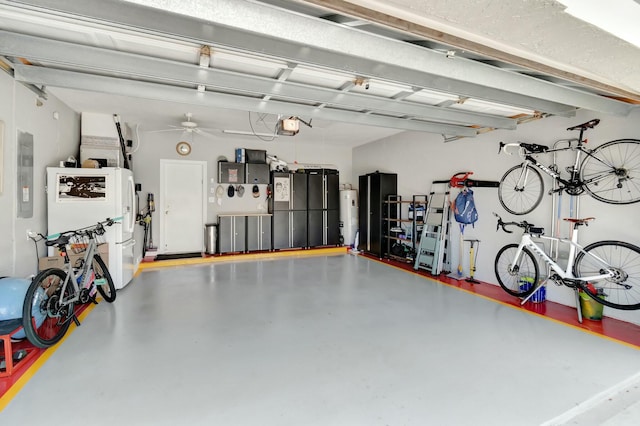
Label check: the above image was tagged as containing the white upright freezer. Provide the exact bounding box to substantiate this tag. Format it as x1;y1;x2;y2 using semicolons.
46;167;137;290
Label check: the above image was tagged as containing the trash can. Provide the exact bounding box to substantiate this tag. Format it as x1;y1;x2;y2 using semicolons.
579;290;604;320
204;223;217;255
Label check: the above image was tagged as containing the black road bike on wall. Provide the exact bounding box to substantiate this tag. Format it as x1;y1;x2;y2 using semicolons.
497;119;640;215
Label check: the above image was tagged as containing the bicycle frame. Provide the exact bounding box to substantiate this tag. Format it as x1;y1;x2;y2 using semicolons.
506;140;616;192
509;227;614;283
58;235;99;307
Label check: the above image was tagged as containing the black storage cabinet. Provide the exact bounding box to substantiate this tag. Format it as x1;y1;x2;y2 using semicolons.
218;215;246;253
270;172;308;249
246;214;272;251
358;172;397;257
307;169;340;247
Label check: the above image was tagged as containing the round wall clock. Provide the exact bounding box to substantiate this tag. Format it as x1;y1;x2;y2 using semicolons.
176;141;191;156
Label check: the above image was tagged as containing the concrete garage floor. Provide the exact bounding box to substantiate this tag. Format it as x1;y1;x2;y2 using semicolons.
2;254;639;425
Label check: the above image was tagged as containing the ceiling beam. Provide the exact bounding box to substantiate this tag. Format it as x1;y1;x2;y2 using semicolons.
0;0;612;116
13;64;478;137
0;30;517;130
302;0;640;103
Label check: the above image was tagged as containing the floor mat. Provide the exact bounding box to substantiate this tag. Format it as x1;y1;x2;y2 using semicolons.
154;252;202;261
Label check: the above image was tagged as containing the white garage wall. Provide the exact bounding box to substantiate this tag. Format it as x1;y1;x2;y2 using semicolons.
130;128;353;252
353;108;640;325
0;71;80;278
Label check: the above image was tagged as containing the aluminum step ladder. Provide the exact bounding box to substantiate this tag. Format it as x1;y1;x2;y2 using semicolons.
413;182;451;275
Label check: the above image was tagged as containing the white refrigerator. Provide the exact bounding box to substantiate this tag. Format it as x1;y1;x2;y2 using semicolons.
46;167;137;290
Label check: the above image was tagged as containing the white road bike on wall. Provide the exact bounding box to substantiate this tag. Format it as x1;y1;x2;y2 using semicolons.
493;213;640;311
497;118;640;215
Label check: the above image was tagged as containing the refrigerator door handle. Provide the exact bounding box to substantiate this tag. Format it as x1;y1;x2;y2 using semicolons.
119;238;136;248
127;175;136;234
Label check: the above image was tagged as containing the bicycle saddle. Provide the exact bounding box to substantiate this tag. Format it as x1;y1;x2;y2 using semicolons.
567;119;600;131
563;217;595;225
520;143;548;153
45;234;70;247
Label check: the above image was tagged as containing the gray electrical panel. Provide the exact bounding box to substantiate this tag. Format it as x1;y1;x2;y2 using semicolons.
17;131;34;218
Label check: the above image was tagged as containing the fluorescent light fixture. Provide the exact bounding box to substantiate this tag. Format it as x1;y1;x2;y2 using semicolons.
558;0;640;48
222;130;279;138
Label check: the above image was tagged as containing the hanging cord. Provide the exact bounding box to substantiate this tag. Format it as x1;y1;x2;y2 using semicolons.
29;233;40;273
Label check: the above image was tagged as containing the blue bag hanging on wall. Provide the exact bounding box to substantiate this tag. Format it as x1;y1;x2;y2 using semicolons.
454;188;478;226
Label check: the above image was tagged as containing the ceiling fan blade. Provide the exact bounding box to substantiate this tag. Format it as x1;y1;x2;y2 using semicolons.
195;128;219;139
147;128;184;133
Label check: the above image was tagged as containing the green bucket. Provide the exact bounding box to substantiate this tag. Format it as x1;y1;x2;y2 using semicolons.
579;291;604;320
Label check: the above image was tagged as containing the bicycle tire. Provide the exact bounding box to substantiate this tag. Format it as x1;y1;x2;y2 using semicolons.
93;254;116;303
581;139;640;205
22;268;73;348
494;244;540;297
498;164;544;215
574;240;640;310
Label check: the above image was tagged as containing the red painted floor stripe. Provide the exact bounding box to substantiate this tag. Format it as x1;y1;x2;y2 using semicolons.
366;253;640;349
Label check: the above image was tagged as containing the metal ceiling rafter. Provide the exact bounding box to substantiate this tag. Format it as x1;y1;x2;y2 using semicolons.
262;64;296;101
0;30;517;130
13;64;478;136
0;0;612;116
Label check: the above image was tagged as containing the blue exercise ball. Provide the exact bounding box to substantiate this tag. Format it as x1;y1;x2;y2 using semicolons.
0;277;45;339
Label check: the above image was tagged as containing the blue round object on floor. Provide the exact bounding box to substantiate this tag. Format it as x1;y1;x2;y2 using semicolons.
0;277;45;339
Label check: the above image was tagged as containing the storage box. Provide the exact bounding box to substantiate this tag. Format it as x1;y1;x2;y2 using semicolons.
235;148;245;163
519;277;546;303
245;149;267;164
38;243;109;271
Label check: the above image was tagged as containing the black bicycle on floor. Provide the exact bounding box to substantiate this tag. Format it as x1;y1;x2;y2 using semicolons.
22;219;117;348
497;119;640;215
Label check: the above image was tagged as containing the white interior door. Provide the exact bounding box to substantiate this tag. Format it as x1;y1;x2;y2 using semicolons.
159;160;207;254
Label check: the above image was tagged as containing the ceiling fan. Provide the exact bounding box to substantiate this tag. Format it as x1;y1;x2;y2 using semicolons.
149;113;219;139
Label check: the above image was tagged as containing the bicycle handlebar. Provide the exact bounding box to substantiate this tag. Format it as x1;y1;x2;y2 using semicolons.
42;217;122;244
493;212;534;234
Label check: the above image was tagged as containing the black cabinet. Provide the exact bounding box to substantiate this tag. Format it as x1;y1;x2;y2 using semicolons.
307;169;340;247
358;172;397;258
247;215;272;251
272;210;307;249
245;163;270;184
218;161;245;184
218;215;246;253
270;172;308;249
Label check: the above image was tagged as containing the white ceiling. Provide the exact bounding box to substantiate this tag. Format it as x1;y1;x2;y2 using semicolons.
0;0;638;147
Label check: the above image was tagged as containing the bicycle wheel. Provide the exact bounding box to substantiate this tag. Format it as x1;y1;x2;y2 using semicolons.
498;164;544;215
22;268;73;348
494;244;539;297
581;139;640;205
93;254;116;303
574;241;640;310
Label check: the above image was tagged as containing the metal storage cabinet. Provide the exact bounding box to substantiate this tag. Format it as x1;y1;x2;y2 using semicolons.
358;172;397;258
246;214;272;251
307;169;340;247
218;215;246;253
245;163;270;184
270;172;308;249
